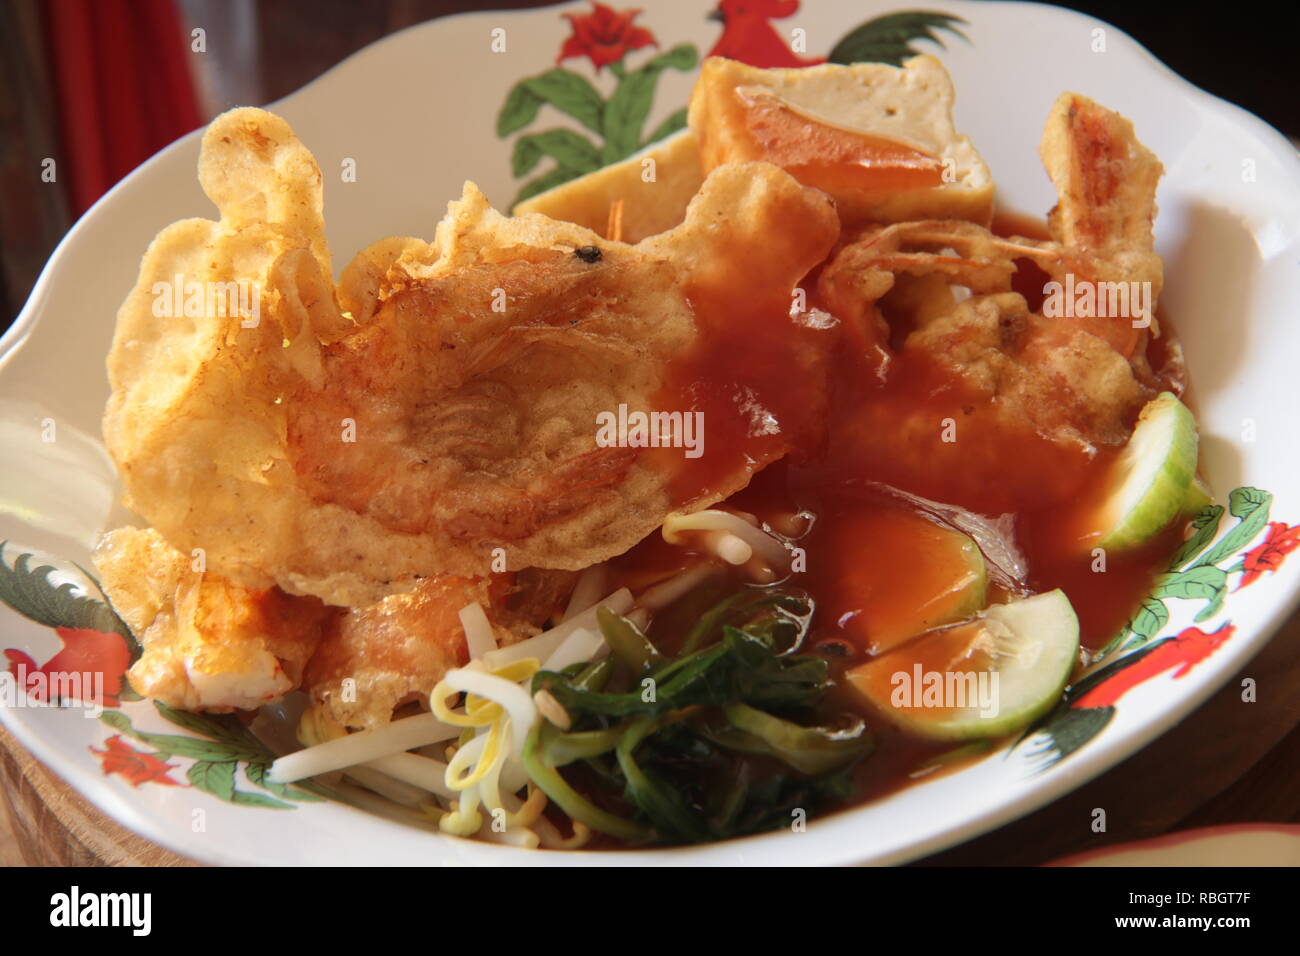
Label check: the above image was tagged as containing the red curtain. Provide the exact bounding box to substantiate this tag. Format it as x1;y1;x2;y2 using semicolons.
43;0;202;215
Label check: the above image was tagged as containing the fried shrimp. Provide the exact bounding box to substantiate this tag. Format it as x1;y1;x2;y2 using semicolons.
104;108;839;607
1030;91;1165;358
93;528;334;713
93;527;572;723
304;568;572;729
809;93;1168;510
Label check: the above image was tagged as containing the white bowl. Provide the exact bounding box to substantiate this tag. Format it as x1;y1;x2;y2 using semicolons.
2;0;1298;866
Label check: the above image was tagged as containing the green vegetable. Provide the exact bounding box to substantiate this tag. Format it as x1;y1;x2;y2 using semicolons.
597;606;662;673
522;722;650;843
615;715;712;842
716;703;872;775
522;588;872;844
539;723;625;766
534;624;828;718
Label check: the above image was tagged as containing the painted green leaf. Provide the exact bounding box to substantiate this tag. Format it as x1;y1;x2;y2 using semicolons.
99;710;133;734
513;138;543;178
603;67;660;163
0;543;140;661
643;43;698;72
1168;504;1225;571
602;46;697;164
99;711;262;762
1196;487;1272;569
512;129;601;178
245;762;325;803
101;709;312;810
1129;596;1170;644
1194;585;1228;623
188;760;237;802
522;69;605;135
645;107;688;147
138;733;259;762
828;11;969;67
1154;565;1228;602
1024;706;1115;771
231;789;294;810
497;82;544;137
512;165;582;210
1097;596;1167;660
154;700;255;747
288;777;338;801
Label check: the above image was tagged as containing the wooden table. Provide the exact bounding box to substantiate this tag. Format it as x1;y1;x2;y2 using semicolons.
3;610;1296;866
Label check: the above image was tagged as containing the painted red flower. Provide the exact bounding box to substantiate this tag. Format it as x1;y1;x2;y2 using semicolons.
1236;522;1300;590
1074;623;1234;709
4;626;132;707
557;2;656;72
89;735;185;788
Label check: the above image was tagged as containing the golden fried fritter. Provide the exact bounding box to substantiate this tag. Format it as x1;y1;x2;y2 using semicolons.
104;108;839;607
1035;91;1165;356
94;527;574;723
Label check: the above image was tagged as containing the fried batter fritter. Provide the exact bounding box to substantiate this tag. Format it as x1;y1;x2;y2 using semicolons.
820;93;1164;449
104;108;839;607
94;527;572;724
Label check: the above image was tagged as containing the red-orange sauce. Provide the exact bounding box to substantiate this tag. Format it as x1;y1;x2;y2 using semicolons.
646;278;832;507
742;95;946;194
605;207;1189;817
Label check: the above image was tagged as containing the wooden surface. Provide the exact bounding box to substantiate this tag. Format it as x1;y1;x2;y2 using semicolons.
0;725;196;866
2;610;1296;866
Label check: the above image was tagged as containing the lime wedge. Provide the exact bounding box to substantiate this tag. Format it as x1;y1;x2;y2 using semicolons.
1180;474;1213;517
1093;392;1198;550
845;590;1080;741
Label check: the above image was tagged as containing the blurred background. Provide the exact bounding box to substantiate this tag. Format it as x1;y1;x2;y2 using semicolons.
0;0;1294;332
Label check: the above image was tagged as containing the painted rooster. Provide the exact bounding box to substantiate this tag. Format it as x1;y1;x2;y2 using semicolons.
1024;623;1236;769
707;1;966;69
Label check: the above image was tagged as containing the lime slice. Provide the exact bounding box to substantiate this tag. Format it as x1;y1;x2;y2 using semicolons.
845;590;1080;741
1180;474;1213;517
1092;392;1197;550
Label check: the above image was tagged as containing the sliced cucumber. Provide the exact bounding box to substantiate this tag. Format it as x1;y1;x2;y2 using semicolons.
845;590;1080;741
1093;392;1198;550
1180;474;1213;518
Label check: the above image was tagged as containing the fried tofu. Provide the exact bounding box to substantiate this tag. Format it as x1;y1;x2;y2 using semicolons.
688;55;994;226
513;129;704;242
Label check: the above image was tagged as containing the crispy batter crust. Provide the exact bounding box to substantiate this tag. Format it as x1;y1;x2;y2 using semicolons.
104;107;838;607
